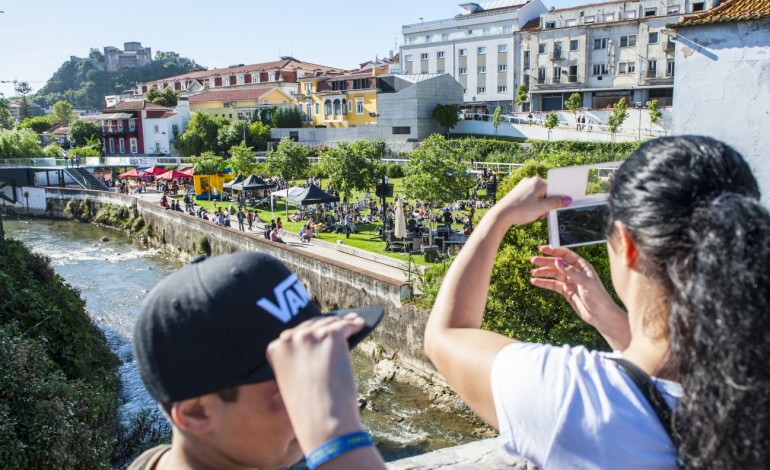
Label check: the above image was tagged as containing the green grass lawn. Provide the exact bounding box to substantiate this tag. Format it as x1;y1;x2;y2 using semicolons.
192;177;493;267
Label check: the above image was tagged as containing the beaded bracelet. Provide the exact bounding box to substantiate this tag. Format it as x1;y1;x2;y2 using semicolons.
305;431;374;470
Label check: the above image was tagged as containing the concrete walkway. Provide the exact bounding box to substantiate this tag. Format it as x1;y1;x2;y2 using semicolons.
134;190;422;284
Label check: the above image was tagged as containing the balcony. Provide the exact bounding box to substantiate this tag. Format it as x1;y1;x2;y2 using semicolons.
644;70;674;84
568;75;579;83
550;50;564;60
531;78;583;91
663;41;675;53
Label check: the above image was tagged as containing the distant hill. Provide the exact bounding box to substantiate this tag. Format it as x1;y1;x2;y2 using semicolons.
34;51;203;109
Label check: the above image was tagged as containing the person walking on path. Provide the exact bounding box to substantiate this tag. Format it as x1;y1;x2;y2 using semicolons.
247;210;254;231
236;208;245;231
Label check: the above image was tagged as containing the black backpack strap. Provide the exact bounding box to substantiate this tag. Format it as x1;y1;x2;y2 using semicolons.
609;357;677;444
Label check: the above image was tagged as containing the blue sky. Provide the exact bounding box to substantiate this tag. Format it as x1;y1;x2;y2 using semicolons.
0;0;589;101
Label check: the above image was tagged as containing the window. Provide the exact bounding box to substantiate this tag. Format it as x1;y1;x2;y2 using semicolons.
667;6;680;14
459;48;467;56
437;51;445;59
466;29;473;35
618;62;636;74
392;127;411;134
545;21;556;29
692;2;705;11
477;46;486;55
584;15;596;23
503;25;512;33
153;125;160;134
645;8;657;17
477;87;486;94
620;35;637;47
172;124;178;135
315;102;320;115
498;44;508;53
538;43;546;54
568;65;578;82
498;85;507;93
592;63;609;75
593;38;608;49
553;42;563;56
624;10;637;19
405;54;413;62
523;50;530;69
619;63;627;74
498;64;508;72
667;59;675;77
108;139;115;153
269;72;275;81
130;138;137;154
566;19;577;26
441;33;449;40
224;76;231;86
348;100;353;113
421;53;428;60
478;66;487;73
118;138;125;154
305;104;311;121
209;78;216;88
305;82;312;94
459;67;467;75
356;98;364;114
553;67;562;83
437;69;445;74
648;59;658;77
570;39;579;51
263;99;269;104
649;32;659;44
237;75;244;85
537;67;546;82
602;13;615;21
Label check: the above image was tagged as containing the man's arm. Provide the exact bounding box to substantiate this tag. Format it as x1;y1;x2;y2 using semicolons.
424;177;566;429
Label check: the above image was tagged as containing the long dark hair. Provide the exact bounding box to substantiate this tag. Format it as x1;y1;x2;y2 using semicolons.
608;136;770;468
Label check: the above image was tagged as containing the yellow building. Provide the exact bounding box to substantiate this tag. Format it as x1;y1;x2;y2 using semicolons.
189;87;296;121
298;61;391;128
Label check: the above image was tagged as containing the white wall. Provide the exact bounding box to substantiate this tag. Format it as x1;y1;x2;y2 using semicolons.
673;19;770;206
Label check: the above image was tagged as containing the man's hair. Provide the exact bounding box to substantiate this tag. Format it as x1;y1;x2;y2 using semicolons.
160;386;241;418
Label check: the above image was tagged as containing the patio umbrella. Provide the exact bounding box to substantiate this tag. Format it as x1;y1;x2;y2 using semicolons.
180;167;194;177
157;170;192;180
141;166;167;176
118;168;143;178
394;196;407;239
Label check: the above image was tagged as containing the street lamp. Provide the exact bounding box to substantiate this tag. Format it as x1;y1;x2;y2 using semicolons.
635;102;643;141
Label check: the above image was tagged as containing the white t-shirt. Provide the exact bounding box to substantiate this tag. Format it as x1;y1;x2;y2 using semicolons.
491;343;682;469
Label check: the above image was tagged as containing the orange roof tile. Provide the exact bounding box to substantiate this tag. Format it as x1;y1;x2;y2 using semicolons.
142;58;343;84
105;100;173;111
676;0;770;26
520;17;540;32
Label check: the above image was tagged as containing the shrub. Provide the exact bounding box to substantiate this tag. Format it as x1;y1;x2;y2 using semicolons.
197;236;212;256
130;216;145;233
386;163;405;178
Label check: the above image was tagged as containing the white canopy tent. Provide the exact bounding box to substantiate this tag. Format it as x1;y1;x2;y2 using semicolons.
270;187;305;217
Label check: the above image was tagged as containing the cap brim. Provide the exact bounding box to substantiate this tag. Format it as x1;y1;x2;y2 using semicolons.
322;305;385;349
235;306;384;386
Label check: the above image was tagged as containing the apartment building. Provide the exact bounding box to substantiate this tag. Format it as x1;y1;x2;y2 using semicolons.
518;0;714;112
400;0;547;112
136;57;343;101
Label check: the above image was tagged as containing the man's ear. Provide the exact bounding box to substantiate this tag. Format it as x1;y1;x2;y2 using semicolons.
613;221;639;268
170;397;215;436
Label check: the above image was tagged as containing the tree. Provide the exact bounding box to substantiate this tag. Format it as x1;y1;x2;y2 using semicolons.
250;121;271;151
544;112;559;141
15;81;33;120
266;137;310;182
190;150;225;174
648;99;662;132
144;85;178;107
432;103;460;135
88;48;104;62
607;98;629;140
270;107;302;128
174;112;221;157
0;97;15;129
18;116;52;134
50;100;77;126
226;142;257;176
402;134;473;203
0;129;44;158
565;93;582;118
492;106;503;138
218;119;250;151
319;140;384;201
67;119;103;147
515;83;529;110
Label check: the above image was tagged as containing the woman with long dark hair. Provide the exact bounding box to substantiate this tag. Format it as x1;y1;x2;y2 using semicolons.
424;136;770;468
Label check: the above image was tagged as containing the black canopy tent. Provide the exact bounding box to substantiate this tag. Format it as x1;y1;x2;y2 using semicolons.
296;184;340;205
232;175;276;192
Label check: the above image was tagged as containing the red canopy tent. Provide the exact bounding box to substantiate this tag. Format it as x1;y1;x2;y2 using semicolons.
157;169;192;180
118;168;143;178
141;166;168;176
181;167;194;177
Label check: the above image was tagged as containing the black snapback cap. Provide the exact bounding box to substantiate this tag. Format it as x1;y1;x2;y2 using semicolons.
134;252;383;403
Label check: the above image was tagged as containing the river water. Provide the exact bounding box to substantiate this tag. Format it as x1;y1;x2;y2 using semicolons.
4;217;480;462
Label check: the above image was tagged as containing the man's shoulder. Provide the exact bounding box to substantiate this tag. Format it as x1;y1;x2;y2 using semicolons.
127;444;171;470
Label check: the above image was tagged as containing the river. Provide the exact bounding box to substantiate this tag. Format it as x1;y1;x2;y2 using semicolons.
4;217;480;462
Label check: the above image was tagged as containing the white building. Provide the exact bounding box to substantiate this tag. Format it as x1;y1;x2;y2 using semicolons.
400;0;547;112
518;0;715;112
671;0;770;206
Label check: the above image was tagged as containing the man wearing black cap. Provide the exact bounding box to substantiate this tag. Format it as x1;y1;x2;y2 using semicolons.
129;252;386;470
